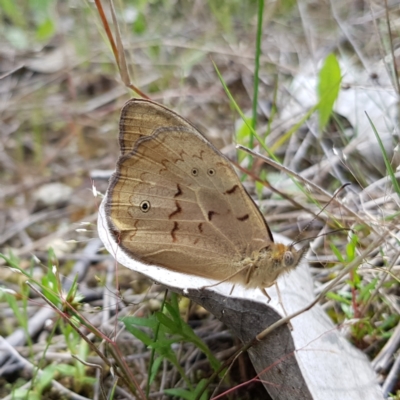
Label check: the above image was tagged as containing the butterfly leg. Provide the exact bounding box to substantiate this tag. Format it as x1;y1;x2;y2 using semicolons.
274;282;293;331
261;287;271;303
244;264;254;285
200;268;245;290
229;284;236;295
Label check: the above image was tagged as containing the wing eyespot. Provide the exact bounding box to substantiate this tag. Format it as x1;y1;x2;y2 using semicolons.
191;168;199;176
139;200;151;213
207;168;215;176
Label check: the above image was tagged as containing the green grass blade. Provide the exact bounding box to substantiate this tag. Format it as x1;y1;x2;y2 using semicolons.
213;60;274;158
366;112;400;195
251;0;264;151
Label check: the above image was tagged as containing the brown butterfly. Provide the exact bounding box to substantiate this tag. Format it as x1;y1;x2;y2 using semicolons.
105;99;305;296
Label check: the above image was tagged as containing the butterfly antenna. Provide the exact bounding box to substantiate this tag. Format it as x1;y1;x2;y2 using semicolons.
292;183;351;246
293;227;352;247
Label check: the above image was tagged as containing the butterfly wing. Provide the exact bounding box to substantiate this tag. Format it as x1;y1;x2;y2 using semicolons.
118;99;200;155
106;99;274;280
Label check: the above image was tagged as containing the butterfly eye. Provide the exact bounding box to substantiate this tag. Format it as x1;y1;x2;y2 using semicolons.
139;200;151;213
284;251;294;267
191;168;199;176
207;168;215;176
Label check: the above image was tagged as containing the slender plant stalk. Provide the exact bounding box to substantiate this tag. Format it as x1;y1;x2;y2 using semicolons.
366;112;400;196
251;0;264;152
94;0;149;99
384;0;400;95
146;290;169;396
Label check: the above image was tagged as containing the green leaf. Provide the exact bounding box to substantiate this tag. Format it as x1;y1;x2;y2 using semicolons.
193;379;209;400
13;388;41;400
379;314;398;331
66;277;78;303
164;388;196;400
36;365;56;393
165;380;208;400
346;235;358;261
358;277;378;303
326;291;351;305
155;312;178;333
150;341;179;366
2;290;28;332
149;356;163;384
125;325;154;346
133;12;146;34
123;315;158;330
329;243;344;262
47;248;58;270
236;116;253;145
0;253;30;277
236;116;253;162
340;303;354;319
54;364;76;376
164;300;182;327
41;258;60;308
36;17;54;40
149;337;180;352
318;53;341;131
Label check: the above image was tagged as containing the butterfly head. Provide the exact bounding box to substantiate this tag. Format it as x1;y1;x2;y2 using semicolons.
246;243;306;289
272;242;306;270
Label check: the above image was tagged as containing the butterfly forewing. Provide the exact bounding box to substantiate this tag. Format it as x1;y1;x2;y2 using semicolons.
119;100;200;155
